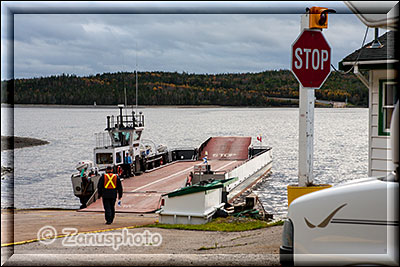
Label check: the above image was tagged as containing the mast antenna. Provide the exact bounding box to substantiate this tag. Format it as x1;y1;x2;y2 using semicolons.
123;56;127;107
124;76;127;107
135;42;138;114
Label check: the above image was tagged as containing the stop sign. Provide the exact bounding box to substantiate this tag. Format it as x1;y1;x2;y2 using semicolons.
291;30;331;89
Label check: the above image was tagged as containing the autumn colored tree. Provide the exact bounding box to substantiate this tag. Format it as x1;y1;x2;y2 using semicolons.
1;70;367;107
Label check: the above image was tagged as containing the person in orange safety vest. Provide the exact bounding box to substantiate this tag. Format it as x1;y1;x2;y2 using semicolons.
97;166;123;225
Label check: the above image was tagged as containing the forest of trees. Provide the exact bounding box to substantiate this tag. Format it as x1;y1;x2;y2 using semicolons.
1;69;368;107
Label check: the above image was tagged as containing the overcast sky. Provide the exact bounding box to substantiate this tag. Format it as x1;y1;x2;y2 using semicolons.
1;1;392;79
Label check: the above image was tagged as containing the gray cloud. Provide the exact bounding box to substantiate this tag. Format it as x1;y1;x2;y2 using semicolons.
6;2;374;79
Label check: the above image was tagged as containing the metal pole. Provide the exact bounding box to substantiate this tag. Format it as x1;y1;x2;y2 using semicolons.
119;105;123;127
298;13;315;187
298;85;315;186
124;85;127;107
136;69;138;113
122;55;127;107
135;42;138;114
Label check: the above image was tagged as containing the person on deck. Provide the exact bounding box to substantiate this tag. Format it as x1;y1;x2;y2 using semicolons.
97;166;123;225
185;172;194;187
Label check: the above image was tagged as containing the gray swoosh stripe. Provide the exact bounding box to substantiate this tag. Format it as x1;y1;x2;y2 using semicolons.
317;203;347;228
304;217;316;228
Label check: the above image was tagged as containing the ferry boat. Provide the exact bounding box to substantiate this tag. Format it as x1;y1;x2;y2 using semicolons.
71;105;273;213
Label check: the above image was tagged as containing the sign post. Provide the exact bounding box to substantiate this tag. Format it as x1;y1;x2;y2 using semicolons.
298;85;315;186
287;9;333;205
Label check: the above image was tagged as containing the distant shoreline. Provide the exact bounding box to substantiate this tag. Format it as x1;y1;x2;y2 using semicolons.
4;104;228;109
1;104;362;109
1;136;49;151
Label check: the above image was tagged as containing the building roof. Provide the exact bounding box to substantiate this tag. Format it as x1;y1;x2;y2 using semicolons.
339;31;398;71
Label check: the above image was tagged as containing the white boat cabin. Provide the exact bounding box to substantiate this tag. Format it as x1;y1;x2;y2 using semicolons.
93;105;145;170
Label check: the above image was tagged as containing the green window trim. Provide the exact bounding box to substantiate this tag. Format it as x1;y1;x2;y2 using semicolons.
378;79;398;136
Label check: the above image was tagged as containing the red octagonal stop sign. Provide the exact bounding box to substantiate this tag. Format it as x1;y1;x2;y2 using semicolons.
291;30;331;89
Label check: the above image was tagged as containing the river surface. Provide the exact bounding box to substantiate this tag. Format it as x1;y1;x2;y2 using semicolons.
1;106;368;217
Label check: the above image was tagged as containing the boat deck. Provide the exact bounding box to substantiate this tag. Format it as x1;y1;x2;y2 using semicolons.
80;160;243;213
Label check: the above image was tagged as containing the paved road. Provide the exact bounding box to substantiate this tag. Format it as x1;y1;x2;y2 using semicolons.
2;226;282;266
2;209;282;266
1;209;157;245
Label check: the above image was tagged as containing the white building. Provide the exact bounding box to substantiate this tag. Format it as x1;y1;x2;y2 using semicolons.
339;30;398;177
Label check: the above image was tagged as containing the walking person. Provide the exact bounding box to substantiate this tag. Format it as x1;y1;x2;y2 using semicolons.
185;172;193;187
97;166;123;225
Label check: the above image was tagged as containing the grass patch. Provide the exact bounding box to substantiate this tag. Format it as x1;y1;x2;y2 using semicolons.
146;217;283;232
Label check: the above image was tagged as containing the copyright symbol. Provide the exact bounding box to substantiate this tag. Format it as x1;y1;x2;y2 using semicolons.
37;225;57;245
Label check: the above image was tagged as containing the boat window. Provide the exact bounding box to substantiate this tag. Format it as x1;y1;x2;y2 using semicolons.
116;152;122;164
121;132;130;146
113;132;120;142
96;153;113;164
133;131;142;141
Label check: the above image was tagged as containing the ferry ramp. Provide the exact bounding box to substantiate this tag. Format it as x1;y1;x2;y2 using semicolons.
199;136;251;160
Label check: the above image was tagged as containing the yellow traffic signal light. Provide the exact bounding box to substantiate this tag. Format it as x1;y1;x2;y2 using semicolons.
308;6;336;29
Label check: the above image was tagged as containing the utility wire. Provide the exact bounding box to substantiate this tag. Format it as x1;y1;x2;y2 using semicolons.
331;26;370;74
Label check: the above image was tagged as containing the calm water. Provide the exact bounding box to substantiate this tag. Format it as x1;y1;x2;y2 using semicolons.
1;106;368;217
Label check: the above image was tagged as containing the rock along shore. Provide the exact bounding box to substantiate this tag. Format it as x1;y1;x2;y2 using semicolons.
1;136;49;151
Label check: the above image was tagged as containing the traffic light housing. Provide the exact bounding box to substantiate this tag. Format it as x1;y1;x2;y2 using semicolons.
308;6;336;29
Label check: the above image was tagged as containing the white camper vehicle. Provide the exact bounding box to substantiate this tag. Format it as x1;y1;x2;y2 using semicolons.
280;3;398;265
280;102;399;266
